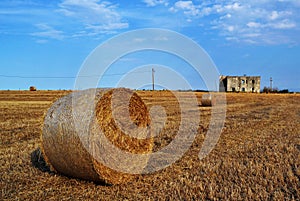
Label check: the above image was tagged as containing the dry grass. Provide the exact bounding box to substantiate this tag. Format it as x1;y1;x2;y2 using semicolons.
0;90;299;200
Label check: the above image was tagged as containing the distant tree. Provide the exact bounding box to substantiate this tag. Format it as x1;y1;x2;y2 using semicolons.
272;87;279;93
263;86;279;93
263;86;271;93
279;89;289;93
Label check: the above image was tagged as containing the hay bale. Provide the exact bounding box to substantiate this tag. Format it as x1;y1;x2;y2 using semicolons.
29;86;37;91
41;88;153;184
201;94;216;107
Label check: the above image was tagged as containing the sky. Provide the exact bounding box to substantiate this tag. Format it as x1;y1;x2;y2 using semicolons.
0;0;299;91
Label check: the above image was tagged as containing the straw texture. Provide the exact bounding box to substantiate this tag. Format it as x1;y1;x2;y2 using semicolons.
201;94;216;107
42;88;152;184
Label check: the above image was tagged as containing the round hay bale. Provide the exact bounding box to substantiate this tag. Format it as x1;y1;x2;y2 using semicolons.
41;88;153;184
201;94;216;107
29;86;37;91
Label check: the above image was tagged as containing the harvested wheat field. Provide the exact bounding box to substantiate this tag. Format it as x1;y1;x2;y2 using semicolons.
1;90;299;200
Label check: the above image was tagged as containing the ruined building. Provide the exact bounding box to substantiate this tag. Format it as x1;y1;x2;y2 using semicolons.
219;76;261;93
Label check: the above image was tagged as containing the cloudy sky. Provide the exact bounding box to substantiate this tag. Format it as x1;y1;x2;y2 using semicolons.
0;0;299;90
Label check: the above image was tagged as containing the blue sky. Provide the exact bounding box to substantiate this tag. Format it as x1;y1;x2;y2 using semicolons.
0;0;299;91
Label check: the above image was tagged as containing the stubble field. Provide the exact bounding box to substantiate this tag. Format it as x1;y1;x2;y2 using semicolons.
0;90;299;200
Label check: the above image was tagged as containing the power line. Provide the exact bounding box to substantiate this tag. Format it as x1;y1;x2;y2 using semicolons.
0;71;151;79
0;74;77;79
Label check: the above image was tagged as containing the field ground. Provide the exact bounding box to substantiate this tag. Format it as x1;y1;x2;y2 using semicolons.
0;90;299;200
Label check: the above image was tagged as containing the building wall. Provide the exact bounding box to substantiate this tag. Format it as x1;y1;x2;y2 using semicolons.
220;76;261;93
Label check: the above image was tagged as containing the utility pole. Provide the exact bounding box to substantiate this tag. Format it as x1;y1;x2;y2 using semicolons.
152;68;155;91
270;77;273;91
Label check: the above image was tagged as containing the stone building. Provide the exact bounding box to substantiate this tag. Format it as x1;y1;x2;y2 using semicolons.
219;76;261;93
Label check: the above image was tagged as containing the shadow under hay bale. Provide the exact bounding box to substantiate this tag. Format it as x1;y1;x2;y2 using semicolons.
41;88;153;185
30;147;53;173
31;147;110;186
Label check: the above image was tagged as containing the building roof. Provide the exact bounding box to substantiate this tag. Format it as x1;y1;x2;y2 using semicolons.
221;75;261;79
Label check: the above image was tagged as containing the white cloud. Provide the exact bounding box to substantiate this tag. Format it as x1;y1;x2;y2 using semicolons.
212;2;244;14
85;23;128;34
277;0;300;7
242;33;261;38
133;38;146;43
154;36;169;41
209;1;298;44
227;25;235;32
57;0;128;34
247;22;262;28
8;0;299;45
167;0;299;44
175;1;193;10
220;13;232;20
224;2;243;11
169;6;176;13
31;23;64;40
170;1;201;16
246;18;296;31
225;36;239;42
270;19;296;29
268;10;292;21
269;11;279;20
143;0;168;7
